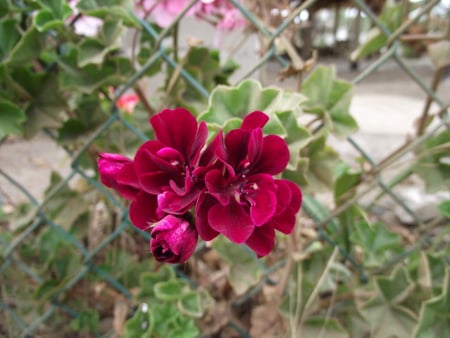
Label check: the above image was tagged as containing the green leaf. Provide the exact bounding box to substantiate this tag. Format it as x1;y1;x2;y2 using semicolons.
362;267;417;338
58;46;135;93
5;28;45;67
334;166;361;203
0;18;21;60
42;172;90;231
0;99;26;137
413;130;450;192
137;265;175;300
37;0;72;19
124;303;153;338
77;19;123;67
69;309;100;333
302;66;357;137
76;0;139;27
23;73;67;138
33;9;66;32
438;200;450;219
301;317;349;338
350;27;387;61
350;221;402;268
276;110;312;170
177;292;203;318
285;131;341;192
200;79;288;135
154;279;188;301
413;268;450;338
212;236;263;295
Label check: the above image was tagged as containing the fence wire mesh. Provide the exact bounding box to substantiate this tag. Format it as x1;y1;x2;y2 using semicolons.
1;0;449;337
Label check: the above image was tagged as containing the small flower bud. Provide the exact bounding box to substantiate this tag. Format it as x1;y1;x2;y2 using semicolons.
150;215;198;264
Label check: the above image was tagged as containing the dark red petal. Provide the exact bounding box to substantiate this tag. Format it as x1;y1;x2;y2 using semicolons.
116;162;140;188
205;169;232;206
190;121;208;164
248;189;277;226
195;193;219;241
273;179;293;215
200;131;225;166
241;111;269;130
252;135;289;175
129;192;162;230
288;180;302;213
135;142;179;175
139;171;174;194
150;108;198;158
245;223;275;258
271;209;296;234
157;188;200;215
224;129;249;168
247;128;263;166
208;199;254;243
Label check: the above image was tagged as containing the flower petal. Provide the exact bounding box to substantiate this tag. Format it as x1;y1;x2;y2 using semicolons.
271;209;296;234
252;135;289;175
248;189;277;226
150;108;198;158
158;188;200;214
205;169;232;206
241;111;269;130
195;193;220;241
245;223;275;258
129;192;163;230
208;199;254;243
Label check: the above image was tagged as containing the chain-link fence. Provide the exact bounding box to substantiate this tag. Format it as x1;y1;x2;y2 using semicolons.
1;0;449;337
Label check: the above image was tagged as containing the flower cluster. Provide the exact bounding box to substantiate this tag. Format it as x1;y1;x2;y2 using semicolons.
98;108;301;263
135;0;245;32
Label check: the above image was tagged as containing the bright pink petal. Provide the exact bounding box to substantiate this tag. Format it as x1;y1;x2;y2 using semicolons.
208;199;254;243
245;223;275;257
195;193;219;241
129;192;163;230
241;111;269;130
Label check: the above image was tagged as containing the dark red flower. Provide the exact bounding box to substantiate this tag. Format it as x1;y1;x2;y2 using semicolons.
196;111;302;257
133;108;209;214
150;215;198;264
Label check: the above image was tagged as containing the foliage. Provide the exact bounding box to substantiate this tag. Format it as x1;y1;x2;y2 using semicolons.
1;0;449;337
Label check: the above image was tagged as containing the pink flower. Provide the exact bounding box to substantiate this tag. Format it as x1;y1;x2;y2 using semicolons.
97;153;140;200
68;0;103;37
135;0;194;27
117;94;139;113
98;153;164;230
150;215;198;263
196;111;302;257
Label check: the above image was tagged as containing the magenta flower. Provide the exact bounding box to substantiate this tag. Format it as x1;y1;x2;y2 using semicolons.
196;111;302;257
98;108;302;263
150;215;198;264
133;108;210;215
97;153;140;200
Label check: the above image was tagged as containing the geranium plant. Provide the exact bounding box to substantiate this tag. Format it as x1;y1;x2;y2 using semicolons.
98;108;302;262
